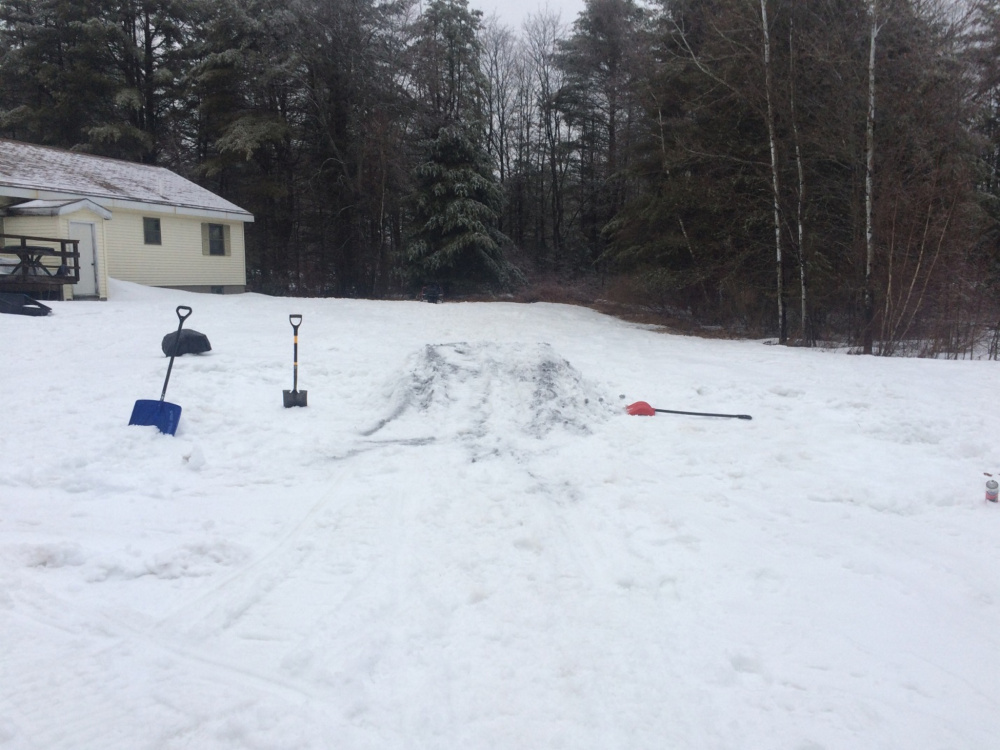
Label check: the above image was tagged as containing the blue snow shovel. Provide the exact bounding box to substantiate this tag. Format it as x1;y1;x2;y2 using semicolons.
129;305;193;435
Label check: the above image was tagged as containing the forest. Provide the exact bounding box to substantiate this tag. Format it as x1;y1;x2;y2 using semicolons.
2;0;1000;355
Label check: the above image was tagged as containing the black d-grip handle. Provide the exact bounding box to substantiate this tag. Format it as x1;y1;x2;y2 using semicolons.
289;314;302;332
161;305;193;401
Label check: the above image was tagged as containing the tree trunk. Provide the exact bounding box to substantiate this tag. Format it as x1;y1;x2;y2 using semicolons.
789;9;808;345
863;0;879;354
760;0;786;343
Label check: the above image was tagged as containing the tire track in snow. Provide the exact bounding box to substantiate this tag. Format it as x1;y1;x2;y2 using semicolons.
515;470;623;746
153;462;358;636
4;652;141;749
263;445;465;735
3;460;367;750
135;445;428;713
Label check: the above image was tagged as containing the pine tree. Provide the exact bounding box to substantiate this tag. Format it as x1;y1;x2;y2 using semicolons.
186;0;300;292
407;124;518;287
404;0;521;291
95;0;195;163
555;0;648;267
0;0;117;148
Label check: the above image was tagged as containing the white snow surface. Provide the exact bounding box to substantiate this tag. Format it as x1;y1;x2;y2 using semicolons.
2;280;999;749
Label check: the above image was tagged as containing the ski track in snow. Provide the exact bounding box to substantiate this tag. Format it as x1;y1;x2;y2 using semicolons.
1;282;999;748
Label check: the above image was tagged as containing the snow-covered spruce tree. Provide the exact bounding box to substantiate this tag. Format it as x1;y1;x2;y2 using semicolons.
404;0;521;291
407;124;520;288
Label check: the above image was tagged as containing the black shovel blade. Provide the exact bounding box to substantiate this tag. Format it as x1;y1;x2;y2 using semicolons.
283;390;308;408
129;399;182;435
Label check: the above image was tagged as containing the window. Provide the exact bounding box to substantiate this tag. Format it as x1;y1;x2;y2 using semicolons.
143;217;161;245
201;223;230;256
208;224;225;255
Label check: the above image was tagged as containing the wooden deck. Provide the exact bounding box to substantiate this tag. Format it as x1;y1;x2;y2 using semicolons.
0;233;80;295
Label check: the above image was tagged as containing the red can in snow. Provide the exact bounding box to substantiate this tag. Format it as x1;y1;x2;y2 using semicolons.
986;480;998;503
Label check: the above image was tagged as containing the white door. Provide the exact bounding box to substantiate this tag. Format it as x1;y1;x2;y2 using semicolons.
69;221;98;296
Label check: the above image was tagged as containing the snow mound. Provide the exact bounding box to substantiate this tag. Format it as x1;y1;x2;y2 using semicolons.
87;540;252;582
107;276;190;302
8;542;86;569
362;342;615;455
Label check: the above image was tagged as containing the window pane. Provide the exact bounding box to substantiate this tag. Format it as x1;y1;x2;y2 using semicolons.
208;223;225;255
143;217;161;245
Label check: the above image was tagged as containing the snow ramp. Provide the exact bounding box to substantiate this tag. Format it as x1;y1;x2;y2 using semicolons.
361;342;616;455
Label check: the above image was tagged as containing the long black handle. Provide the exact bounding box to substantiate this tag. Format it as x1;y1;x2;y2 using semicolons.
160;305;192;402
290;314;302;392
655;408;752;420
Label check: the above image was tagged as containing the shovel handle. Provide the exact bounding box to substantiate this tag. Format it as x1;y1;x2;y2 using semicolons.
161;306;193;401
289;315;303;392
655;408;752;420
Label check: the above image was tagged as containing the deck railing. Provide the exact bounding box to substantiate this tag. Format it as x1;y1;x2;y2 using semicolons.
0;233;81;287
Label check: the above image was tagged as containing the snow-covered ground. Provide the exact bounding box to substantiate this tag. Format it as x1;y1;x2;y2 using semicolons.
2;280;999;749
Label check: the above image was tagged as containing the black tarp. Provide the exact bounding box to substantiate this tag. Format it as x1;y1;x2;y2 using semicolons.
0;292;51;316
162;328;211;356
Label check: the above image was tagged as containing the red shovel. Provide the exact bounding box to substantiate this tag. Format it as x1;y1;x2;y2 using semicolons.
626;401;752;420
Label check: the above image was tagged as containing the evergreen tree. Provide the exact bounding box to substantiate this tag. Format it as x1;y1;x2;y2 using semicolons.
187;0;301;292
407;124;518;287
555;0;649;270
96;0;195;163
0;0;194;162
293;0;413;297
404;0;520;290
0;0;117;148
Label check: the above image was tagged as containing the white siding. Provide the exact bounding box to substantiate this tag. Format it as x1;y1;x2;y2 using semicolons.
3;213;60;239
104;209;246;288
3;210;110;299
3;206;247;296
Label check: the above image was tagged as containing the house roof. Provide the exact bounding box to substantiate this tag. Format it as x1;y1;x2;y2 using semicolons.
0;139;253;222
7;199;113;220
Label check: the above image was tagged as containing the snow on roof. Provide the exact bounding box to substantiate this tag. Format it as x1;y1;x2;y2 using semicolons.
0;139;252;221
7;198;113;220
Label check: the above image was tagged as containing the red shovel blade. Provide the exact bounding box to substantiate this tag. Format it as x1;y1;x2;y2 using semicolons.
626;400;656;416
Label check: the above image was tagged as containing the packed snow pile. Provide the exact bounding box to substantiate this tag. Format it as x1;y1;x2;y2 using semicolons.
362;341;616;455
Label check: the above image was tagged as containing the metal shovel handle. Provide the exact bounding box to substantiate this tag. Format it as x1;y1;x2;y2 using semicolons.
289;314;302;392
160;305;192;401
655;407;752;420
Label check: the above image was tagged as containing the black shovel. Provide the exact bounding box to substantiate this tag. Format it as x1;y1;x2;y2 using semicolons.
129;305;192;435
283;314;307;407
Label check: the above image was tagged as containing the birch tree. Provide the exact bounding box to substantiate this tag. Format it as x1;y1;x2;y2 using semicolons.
863;0;880;354
787;5;809;344
758;0;786;343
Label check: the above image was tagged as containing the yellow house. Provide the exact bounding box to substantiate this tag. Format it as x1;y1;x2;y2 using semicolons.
0;139;253;300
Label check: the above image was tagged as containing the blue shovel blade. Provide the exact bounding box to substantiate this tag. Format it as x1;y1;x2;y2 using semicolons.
129;399;182;435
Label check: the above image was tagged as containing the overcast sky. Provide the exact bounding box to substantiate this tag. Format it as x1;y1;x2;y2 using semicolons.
469;0;586;31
